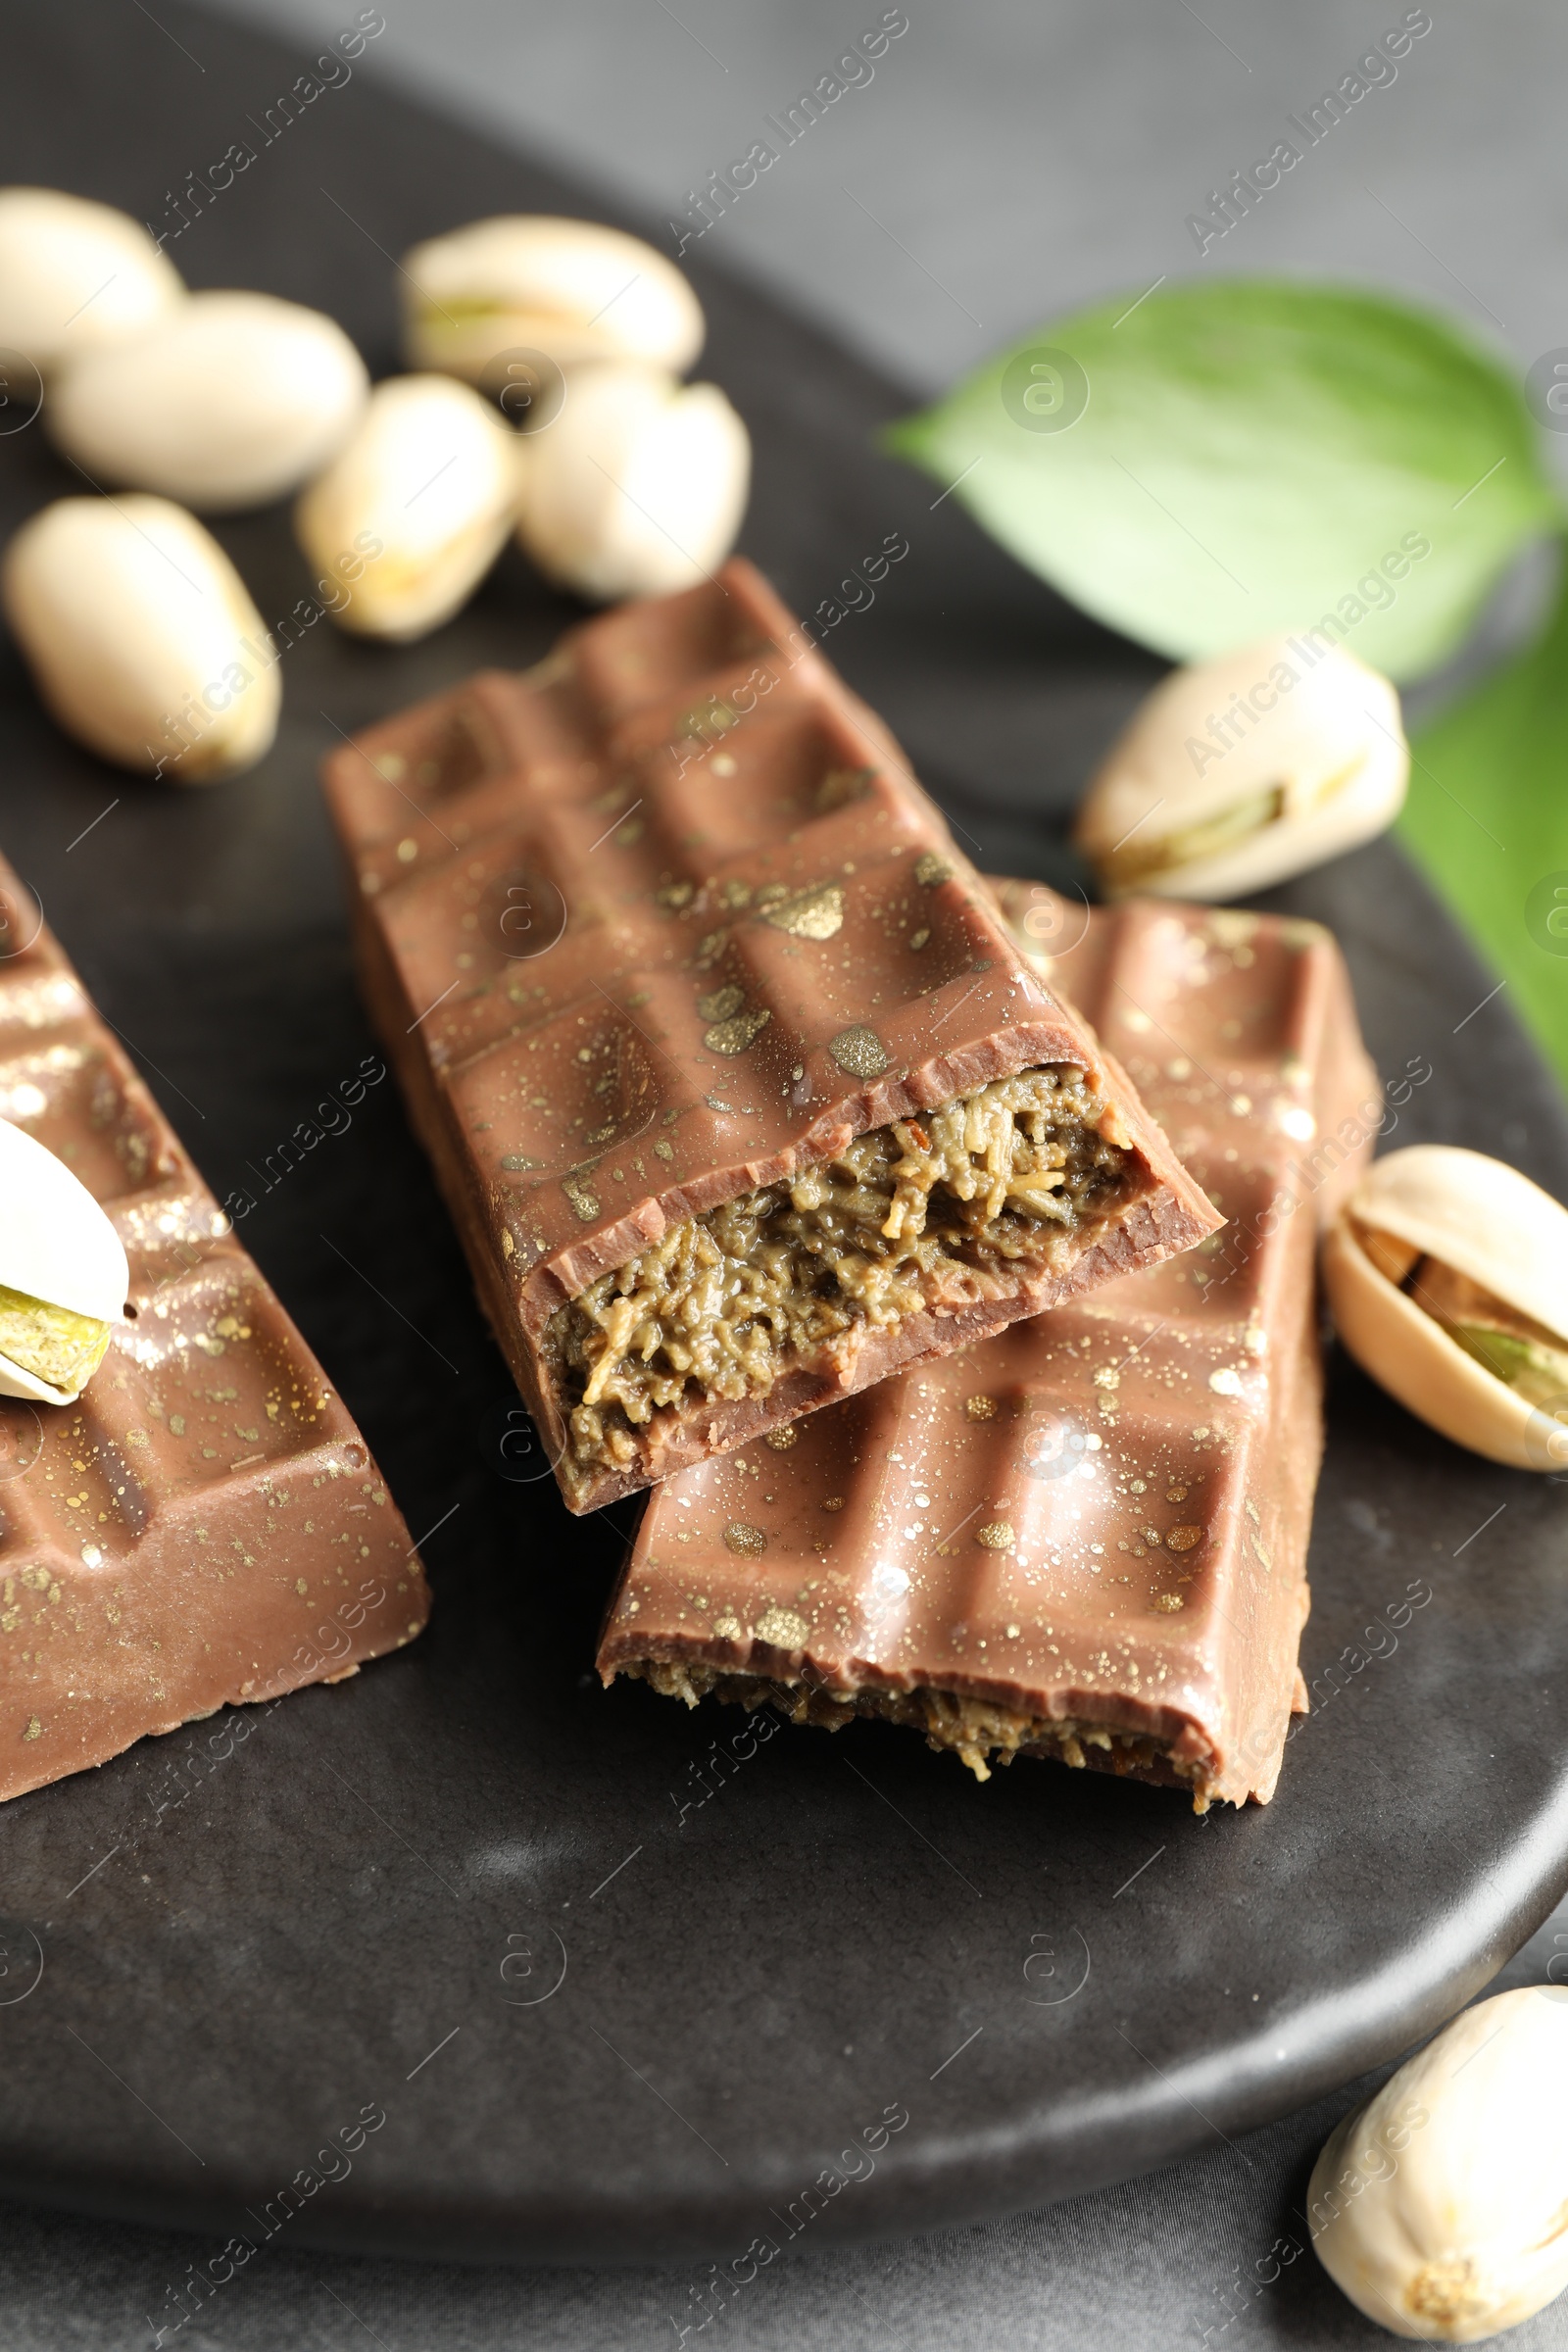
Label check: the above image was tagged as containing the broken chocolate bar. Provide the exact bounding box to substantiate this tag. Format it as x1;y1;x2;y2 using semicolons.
322;562;1219;1512
599;886;1379;1809
0;856;430;1804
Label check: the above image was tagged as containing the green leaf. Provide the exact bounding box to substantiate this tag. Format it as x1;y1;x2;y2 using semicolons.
1401;558;1568;1089
884;279;1560;682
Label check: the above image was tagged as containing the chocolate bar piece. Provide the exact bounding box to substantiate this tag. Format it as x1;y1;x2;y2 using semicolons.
0;858;430;1803
322;562;1218;1512
599;886;1379;1809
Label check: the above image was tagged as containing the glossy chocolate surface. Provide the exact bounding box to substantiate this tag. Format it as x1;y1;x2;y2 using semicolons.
322;564;1219;1507
0;857;430;1801
602;887;1378;1807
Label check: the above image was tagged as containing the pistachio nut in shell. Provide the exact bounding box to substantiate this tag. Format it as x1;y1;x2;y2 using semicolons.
47;291;368;511
514;363;750;603
401;215;704;387
2;495;280;782
295;374;518;642
1310;1986;1568;2341
1321;1145;1568;1470
1075;632;1408;900
0;186;182;373
0;1113;128;1404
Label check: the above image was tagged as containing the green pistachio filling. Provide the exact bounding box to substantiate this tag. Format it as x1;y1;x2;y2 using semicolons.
1446;1323;1568;1411
1105;785;1285;888
0;1283;112;1395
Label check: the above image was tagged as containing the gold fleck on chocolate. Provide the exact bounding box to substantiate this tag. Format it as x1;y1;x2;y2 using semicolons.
1153;1592;1185;1612
697;984;744;1021
822;1495;845;1512
705;1007;771;1055
563;1174;601;1222
500;1153;541;1171
615;817;645;847
829;1024;888;1078
722;1520;766;1557
816;767;873;812
1167;1525;1202;1553
914;852;953;887
965;1394;999;1421
908;927;930;951
763;1425;799;1450
720;879;753;909
656;880;693;909
976;1520;1015;1551
754;1602;808;1644
760;882;845;941
654;1140;674;1160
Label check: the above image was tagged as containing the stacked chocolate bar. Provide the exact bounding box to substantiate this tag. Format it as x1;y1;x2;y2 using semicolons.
0;858;430;1802
600;882;1374;1809
324;564;1374;1807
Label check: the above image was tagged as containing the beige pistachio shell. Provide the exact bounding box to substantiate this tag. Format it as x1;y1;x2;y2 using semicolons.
1310;1987;1568;2341
47;291;368;511
402;215;704;385
295;374;518;642
514;363;750;603
1;495;280;782
1348;1146;1568;1337
0;186;183;372
1322;1146;1568;1471
0;1113;127;1404
1075;632;1407;901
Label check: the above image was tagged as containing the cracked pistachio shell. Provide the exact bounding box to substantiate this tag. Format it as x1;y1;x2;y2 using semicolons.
0;186;182;372
2;496;280;782
401;215;703;386
0;1114;127;1404
514;363;750;603
1310;1987;1568;2341
1075;632;1408;900
295;374;519;643
1322;1146;1568;1470
47;291;368;511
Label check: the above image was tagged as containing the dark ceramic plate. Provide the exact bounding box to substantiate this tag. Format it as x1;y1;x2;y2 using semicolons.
0;0;1565;2271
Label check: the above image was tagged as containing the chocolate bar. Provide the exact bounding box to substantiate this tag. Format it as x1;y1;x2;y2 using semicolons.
599;885;1379;1809
0;857;430;1803
322;562;1218;1512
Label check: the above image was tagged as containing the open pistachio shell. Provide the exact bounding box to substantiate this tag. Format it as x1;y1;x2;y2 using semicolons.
0;185;183;373
295;374;519;643
1075;632;1408;901
47;290;368;511
2;495;280;781
514;362;750;603
0;1113;127;1405
1322;1146;1568;1470
402;215;704;388
1310;1986;1568;2341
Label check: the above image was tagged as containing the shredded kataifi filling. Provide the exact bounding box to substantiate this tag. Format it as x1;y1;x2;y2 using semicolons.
548;1066;1137;1475
623;1658;1212;1811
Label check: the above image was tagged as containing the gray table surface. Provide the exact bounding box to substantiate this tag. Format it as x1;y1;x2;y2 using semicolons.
9;2;1568;2342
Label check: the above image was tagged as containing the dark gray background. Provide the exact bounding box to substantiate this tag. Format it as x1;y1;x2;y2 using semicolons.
4;1;1567;2343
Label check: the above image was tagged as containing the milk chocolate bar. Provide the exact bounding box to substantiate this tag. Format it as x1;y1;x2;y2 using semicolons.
0;858;430;1803
599;887;1378;1809
322;562;1219;1512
